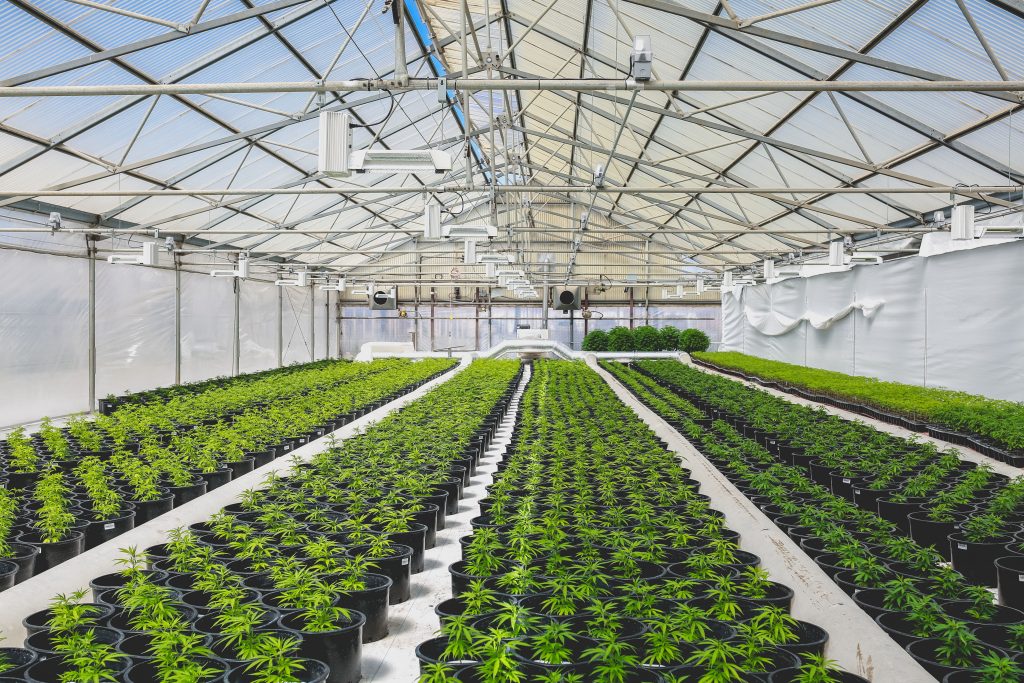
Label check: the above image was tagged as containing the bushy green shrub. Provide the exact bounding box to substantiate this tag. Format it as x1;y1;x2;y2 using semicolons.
659;326;682;351
606;326;636;352
581;329;609;352
633;326;662;352
679;328;711;353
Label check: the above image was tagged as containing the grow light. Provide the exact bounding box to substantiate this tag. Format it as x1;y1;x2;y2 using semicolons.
350;149;453;174
443;224;498;240
276;272;311;287
211;257;249;279
107;242;159;266
319;277;347;292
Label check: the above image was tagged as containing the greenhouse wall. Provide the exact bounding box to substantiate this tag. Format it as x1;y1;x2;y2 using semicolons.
720;240;1024;401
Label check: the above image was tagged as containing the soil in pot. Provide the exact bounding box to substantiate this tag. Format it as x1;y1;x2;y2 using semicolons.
22;602;115;637
0;647;37;677
907;638;982;680
126;657;227;683
769;667;869;682
25;654;129;683
279;611;364;683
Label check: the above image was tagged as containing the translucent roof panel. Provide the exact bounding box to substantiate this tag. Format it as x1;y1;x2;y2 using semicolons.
0;0;1017;285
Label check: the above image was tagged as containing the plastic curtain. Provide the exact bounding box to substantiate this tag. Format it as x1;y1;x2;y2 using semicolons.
95;261;175;398
179;272;233;383
0;249;90;425
720;240;1024;401
239;280;279;373
281;286;312;365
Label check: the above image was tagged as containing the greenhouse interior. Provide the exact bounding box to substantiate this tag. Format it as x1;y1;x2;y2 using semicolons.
0;0;1023;681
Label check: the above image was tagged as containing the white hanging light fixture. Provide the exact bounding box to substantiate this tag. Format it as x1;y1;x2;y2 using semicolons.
107;242;159;266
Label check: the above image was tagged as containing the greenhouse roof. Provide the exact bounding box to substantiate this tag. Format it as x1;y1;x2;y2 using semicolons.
0;0;1021;285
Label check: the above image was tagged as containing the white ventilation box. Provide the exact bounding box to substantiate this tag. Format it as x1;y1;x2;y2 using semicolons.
318;111;352;178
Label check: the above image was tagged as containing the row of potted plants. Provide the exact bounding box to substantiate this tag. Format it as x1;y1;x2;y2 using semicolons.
603;360;1024;682
415;359;865;683
0;358;457;588
96;360;346;415
690;352;1024;465
629;360;1024;595
0;359;526;683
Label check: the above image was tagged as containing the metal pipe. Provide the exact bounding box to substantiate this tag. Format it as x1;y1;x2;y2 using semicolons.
0;78;1020;97
0;185;1014;197
232;277;241;376
87;236;96;412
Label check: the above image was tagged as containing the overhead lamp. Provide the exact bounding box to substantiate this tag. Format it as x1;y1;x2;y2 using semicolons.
951;204;975;240
477;252;513;264
662;284;685;299
593;165;605;188
276;271;311;287
763;259;776;280
463;240;477;264
630;35;653;81
108;242;159;266
211;256;249;279
350;281;374;296
349;149;453;174
828;240;846;267
443;224;498;240
319;111;452;176
319;277;347;292
722;272;734;289
695;278;705;295
423;199;442;240
485;263;497;278
318;111;353;178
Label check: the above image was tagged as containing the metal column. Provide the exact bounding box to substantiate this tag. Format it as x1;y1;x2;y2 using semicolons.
87;236;96;411
174;256;181;385
231;277;240;376
276;284;283;368
308;285;315;361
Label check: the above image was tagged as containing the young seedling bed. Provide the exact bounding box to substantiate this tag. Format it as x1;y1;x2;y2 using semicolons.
605;360;1024;682
0;360;524;683
0;359;456;588
415;360;866;683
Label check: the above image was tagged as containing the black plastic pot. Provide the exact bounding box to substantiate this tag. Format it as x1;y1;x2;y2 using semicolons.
949;533;1010;586
907;638;976;680
126;657;227;682
131;493;174;524
20;531;85;572
335;573;391;643
412;505;439;549
226;457;256;479
778;620;829;658
0;647;37;677
167;478;208;506
84;509;136;550
383;523;428;574
25;626;124;658
0;560;16;591
769;668;869;682
227;658;328;683
1;542;39;584
996;555;1024;611
346;544;413;604
279;612;364;683
907;511;965;560
22;602;115;637
200;468;233;491
25;654;129;683
415;637;479;674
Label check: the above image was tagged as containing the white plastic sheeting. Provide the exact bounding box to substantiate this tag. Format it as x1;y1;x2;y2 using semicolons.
339;304;723;356
238;280;279;374
95;261;176;399
281;286;313;365
0;249;90;425
721;240;1024;401
179;273;233;383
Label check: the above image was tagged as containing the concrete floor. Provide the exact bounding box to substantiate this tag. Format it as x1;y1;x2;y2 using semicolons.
591;358;937;683
360;365;529;683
